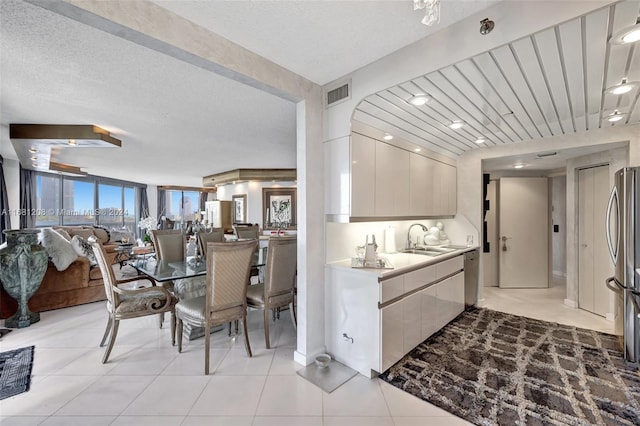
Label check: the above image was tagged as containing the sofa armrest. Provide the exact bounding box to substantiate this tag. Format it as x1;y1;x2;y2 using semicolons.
39;257;92;293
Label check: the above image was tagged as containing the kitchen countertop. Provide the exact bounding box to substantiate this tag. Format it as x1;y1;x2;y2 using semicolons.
327;246;478;280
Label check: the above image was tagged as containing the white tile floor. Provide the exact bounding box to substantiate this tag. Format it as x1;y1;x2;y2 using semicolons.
0;301;469;426
2;275;612;425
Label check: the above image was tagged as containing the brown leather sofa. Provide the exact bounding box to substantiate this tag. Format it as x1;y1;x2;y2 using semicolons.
0;226;120;318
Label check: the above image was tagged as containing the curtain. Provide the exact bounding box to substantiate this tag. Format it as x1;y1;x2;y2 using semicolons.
0;156;10;243
199;191;207;213
139;187;149;218
157;189;166;228
19;166;36;229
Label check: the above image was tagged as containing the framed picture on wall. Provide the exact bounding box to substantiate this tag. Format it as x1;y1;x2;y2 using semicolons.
262;188;296;229
232;194;247;224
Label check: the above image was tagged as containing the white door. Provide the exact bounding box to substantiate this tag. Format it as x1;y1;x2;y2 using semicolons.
578;165;612;317
499;177;549;288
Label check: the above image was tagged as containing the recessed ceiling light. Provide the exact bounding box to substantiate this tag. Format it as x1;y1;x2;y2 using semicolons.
606;111;626;122
610;19;640;44
28;147;37;154
408;94;431;106
32;162;38;168
30;156;37;161
605;79;639;95
475;138;486;144
67;139;77;146
383;133;393;140
448;121;464;129
414;148;421;152
513;164;525;169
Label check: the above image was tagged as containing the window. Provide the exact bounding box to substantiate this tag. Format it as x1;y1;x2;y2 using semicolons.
34;171;144;230
165;190;201;224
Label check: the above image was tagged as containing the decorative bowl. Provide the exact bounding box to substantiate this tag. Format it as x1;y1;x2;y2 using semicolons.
315;353;331;369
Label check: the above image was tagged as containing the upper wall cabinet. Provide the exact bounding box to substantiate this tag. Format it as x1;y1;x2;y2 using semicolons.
325;125;457;221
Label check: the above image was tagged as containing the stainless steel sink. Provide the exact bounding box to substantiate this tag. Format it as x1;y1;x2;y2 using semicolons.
400;248;443;256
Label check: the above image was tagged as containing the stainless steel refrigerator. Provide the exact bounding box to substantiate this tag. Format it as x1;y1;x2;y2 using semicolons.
606;167;640;368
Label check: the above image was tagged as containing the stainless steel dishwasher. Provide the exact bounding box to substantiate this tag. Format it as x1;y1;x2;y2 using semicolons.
464;249;479;307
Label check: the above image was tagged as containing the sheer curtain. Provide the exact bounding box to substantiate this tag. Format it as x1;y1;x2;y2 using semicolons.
199;191;207;214
0;156;10;243
19;166;36;229
157;189;166;228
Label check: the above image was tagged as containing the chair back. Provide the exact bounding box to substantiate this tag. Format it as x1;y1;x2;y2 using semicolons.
198;228;224;258
234;224;260;240
264;237;297;307
89;238;118;309
152;230;184;262
206;239;258;314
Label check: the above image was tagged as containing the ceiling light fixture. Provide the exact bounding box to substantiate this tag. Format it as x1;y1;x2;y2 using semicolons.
28;147;37;154
383;133;394;140
605;78;639;95
479;18;495;35
67;139;77;146
610;18;640;44
408;94;431;106
414;0;440;26
448;121;464;129
513;164;525;169
475;138;486;144
414;148;422;152
606;110;626;122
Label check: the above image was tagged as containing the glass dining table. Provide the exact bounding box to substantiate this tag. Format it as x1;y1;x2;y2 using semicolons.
130;246;267;283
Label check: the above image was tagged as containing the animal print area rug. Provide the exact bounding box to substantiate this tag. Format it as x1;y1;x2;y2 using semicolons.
379;308;640;425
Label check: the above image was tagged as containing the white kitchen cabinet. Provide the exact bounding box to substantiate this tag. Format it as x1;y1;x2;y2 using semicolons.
325;127;457;220
375;141;410;216
350;133;375;217
327;252;469;377
381;301;404;372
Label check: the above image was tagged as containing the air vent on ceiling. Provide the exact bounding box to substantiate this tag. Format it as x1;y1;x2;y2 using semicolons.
324;79;351;108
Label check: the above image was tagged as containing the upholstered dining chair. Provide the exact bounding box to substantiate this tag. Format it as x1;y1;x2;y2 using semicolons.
197;228;224;258
175;239;258;374
246;236;297;349
89;238;177;363
234;224;260;240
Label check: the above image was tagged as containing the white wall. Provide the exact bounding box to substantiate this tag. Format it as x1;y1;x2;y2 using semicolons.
551;176;567;277
215;181;297;228
4;157;20;229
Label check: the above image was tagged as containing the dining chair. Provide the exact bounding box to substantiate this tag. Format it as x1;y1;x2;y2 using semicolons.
175;239;258;374
234;224;260;240
197;228;224;258
246;236;297;349
89;238;177;363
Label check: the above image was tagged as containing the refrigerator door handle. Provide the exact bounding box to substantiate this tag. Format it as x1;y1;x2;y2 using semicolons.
605;185;619;264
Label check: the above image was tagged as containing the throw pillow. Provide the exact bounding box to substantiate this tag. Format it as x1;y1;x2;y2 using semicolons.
70;235;97;266
68;228;95;241
55;229;72;241
92;226;110;244
41;228;78;271
109;227;134;243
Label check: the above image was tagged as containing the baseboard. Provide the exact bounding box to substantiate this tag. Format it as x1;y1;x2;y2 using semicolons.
606;312;615;322
552;270;567;277
564;299;578;308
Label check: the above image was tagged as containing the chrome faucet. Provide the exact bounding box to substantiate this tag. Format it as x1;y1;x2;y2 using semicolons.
407;223;428;249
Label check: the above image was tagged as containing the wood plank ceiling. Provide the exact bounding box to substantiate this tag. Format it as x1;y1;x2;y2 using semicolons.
353;1;640;158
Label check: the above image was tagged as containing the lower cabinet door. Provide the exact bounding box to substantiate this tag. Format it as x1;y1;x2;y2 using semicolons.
451;271;465;319
403;291;422;354
434;277;451;330
421;285;438;341
380;301;404;372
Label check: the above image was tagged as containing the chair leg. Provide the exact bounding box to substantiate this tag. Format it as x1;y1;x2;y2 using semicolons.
264;308;271;349
289;301;297;329
228;322;232;336
158;312;164;329
177;318;183;353
205;322;211;375
100;317;112;347
102;318;119;364
242;315;252;357
235;320;239;335
171;312;176;346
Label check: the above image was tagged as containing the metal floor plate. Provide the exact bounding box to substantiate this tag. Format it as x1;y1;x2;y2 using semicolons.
296;359;358;393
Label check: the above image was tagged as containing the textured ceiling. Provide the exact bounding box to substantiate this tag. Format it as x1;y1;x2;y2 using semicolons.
0;0;498;186
151;0;498;85
354;1;640;163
